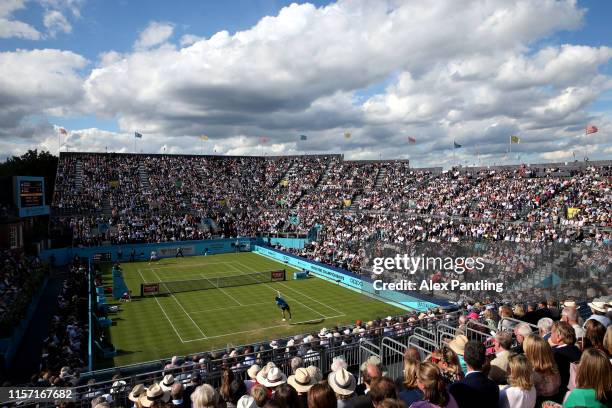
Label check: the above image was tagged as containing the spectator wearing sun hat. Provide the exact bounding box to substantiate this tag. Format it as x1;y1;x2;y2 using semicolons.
288;367;315;407
236;395;258;408
328;367;357;408
586;300;610;328
159;374;175;392
128;384;147;408
448;334;469;374
306;365;323;383
245;364;261;394
139;384;171;408
262;367;287;393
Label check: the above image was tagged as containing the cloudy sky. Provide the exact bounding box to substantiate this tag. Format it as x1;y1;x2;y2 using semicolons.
1;0;611;167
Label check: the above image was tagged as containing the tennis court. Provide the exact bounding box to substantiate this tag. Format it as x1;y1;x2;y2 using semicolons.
101;252;405;367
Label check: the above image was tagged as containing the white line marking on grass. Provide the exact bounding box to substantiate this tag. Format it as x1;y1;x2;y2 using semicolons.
236;260;346;318
186;301;270;315
137;269;185;343
199;273;244;306
247;255;346;316
147;261;239;271
150;269;208;340
181;314;345;342
225;262;330;320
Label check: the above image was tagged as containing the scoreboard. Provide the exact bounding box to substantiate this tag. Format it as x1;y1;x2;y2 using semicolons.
13;176;50;217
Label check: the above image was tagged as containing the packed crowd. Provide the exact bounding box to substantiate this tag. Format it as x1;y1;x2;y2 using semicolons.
0;249;47;337
24;297;611;408
51;154;611;249
33;258;88;386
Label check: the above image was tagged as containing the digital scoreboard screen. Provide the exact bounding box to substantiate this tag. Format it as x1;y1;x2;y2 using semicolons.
13;176;50;217
19;180;44;207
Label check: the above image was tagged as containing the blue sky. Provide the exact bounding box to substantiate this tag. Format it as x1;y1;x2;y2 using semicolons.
1;0;611;165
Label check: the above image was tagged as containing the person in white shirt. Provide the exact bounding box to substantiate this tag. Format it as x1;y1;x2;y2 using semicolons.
499;354;537;408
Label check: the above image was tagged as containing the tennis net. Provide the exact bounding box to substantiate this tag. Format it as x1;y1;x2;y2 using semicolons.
140;269;286;296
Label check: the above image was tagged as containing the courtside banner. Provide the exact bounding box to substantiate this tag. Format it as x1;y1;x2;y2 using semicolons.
158;246;195;257
253;245;438;311
270;270;286;281
141;283;160;296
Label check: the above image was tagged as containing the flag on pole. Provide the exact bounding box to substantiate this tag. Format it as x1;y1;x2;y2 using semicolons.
299;134;307;141
586;125;598;134
260;136;269;144
135;132;143;139
511;135;521;144
344;131;351;139
59;127;68;135
408;136;416;145
200;135;209;141
453;141;462;149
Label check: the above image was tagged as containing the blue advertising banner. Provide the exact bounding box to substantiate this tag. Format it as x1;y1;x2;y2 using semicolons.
253;245;439;312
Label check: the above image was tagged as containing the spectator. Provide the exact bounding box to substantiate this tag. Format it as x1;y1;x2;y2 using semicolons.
307;383;337;408
411;362;459;408
355;363;382;397
251;384;269;408
585;301;610;328
287;367;314;406
563;348;611;408
583;320;606;352
447;335;468;373
538;318;554;341
449;340;499;408
561;307;585;340
191;384;220;408
498;354;536;408
429;346;464;384
523;334;561;405
489;331;514;385
273;383;301;408
368;377;399;408
398;347;423;406
170;383;189;408
550;321;582;399
328;367;357;408
513;324;532;354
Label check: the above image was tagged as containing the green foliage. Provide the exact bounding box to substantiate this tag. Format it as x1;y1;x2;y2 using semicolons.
0;150;58;203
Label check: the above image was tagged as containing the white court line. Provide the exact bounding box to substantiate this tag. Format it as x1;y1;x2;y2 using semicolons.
199;273;244;306
225;262;330;319
150;269;208;339
137;269;185;343
182;314;345;342
147;261;238;271
236;260;346;318
187;301;270;315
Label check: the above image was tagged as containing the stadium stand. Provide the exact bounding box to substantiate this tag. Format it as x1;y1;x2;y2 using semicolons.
3;152;606;407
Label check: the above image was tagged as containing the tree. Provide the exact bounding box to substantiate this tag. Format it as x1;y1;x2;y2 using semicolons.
0;150;58;204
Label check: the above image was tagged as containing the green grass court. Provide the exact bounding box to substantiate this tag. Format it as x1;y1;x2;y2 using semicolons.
100;252;404;367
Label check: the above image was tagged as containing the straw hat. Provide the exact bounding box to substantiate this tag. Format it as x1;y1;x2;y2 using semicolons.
247;364;261;380
448;335;469;356
139;384;170;408
328;368;356;395
287;367;314;393
256;362;277;384
588;301;607;313
305;365;322;383
128;384;146;402
262;367;287;388
159;374;175;392
236;395;258;408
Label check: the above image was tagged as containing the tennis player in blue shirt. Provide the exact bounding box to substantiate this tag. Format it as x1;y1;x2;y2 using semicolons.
275;291;292;321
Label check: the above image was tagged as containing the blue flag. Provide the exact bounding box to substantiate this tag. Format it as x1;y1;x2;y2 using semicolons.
299;134;307;141
453;141;462;149
135;132;143;139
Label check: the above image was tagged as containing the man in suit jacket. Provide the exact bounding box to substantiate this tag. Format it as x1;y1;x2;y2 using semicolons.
449;340;499;408
353;375;396;408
